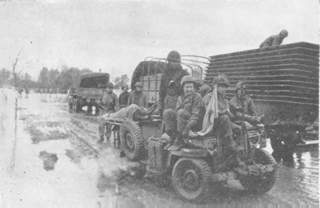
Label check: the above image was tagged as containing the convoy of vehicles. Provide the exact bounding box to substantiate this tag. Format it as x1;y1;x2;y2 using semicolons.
70;42;318;202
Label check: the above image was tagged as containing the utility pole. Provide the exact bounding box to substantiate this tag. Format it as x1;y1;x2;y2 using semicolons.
9;47;23;172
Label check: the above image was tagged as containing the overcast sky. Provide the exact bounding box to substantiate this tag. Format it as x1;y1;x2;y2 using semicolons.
0;0;318;80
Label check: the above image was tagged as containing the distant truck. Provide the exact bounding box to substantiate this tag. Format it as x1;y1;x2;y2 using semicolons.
68;72;110;115
205;42;319;159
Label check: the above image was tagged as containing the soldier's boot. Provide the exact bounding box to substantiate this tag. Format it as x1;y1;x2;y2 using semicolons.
168;134;184;151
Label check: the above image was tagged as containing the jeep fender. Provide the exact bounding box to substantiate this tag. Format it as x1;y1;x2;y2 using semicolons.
167;148;209;169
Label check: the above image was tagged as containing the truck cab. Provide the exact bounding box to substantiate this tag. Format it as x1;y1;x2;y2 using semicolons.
68;72;110;115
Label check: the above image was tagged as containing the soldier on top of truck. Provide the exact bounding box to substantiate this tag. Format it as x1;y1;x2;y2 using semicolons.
159;51;188;115
128;82;148;108
259;29;288;48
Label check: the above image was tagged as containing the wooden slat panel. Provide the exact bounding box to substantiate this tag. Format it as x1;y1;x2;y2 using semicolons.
206;42;319;108
211;42;319;60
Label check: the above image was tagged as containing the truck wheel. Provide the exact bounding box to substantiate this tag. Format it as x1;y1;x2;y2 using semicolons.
120;120;144;161
172;158;211;202
239;149;277;194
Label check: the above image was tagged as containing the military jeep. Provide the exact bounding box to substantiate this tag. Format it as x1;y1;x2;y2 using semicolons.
68;72;110;115
104;111;276;202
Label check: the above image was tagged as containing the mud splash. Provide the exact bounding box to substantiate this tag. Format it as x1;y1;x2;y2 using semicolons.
39;151;58;171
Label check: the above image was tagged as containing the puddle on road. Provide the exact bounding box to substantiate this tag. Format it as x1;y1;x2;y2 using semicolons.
25;121;70;144
65;149;81;163
39;151;58;171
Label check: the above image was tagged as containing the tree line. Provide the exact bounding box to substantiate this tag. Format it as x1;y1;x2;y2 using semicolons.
0;66;129;93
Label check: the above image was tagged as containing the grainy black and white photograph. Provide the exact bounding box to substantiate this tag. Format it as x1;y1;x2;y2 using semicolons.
0;0;319;207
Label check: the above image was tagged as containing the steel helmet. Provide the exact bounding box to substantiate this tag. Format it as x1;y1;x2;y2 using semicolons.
167;50;181;63
134;82;143;88
199;83;211;92
181;75;196;87
235;81;246;90
280;29;288;37
214;74;230;87
106;82;114;89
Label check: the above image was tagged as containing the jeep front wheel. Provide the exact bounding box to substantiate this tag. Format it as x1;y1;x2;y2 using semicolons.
171;158;211;202
239;149;277;194
119;120;144;161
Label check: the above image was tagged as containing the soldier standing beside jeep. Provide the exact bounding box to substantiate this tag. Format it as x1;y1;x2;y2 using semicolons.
118;84;130;108
101;82;119;113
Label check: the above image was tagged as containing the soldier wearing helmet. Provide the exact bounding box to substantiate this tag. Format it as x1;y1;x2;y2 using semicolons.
159;50;189;115
229;81;261;125
259;29;288;49
101;82;119;113
128;82;148;108
163;75;205;150
199;83;211;98
119;84;130;108
206;74;242;164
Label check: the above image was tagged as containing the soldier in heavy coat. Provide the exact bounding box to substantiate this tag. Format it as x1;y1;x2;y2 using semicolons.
118;84;130;108
158;51;188;114
163;75;205;150
101;82;119;113
128;82;148;108
229;81;261;125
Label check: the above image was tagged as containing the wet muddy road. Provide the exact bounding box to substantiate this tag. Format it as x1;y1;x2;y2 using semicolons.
0;91;318;208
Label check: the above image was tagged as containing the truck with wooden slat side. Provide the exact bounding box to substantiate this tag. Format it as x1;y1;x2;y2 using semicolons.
205;42;319;160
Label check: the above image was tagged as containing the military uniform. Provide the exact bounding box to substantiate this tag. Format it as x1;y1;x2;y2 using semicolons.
229;94;256;116
159;51;188;113
128;91;147;108
163;92;204;137
119;91;130;108
163;82;179;110
102;92;119;113
229;81;260;125
259;30;288;48
199;83;211;97
214;93;235;155
163;75;205;139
